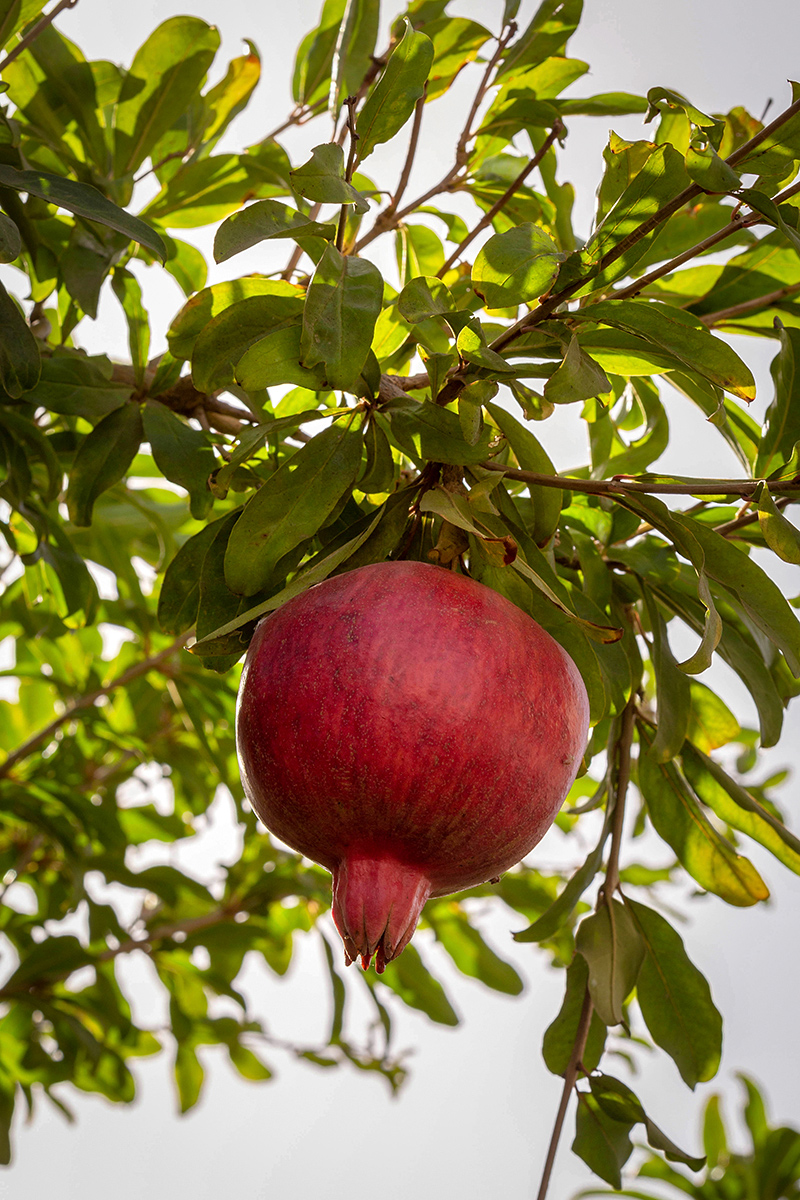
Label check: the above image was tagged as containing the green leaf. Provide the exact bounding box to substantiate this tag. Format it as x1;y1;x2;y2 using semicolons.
424;16;491;102
3;935;90;992
0;281;41;399
174;1043;204;1113
736;80;800;176
685;682;740;752
300;242;383;391
213;200;336;263
643;587;691;761
757;324;800;474
576;143;690;292
543;335;611;406
358;417;395;493
223;419;362;595
625;897;722;1088
66;402;144;527
193;503;385;647
425;904;523;995
0;407;60;502
390;398;495;465
114;17;221;177
514;827;606;943
573;301;756;400
756;482;800;564
557;92;648;117
356;19;434;162
498;0;583;79
111;268;149;386
289;143;368;213
396;275;455;323
588;1074;705;1170
0;1072;13;1166
575;900;645;1026
0;165;167;261
472;223;563;309
682;742;800;876
192;294;307;393
703;1094;728;1169
158;515;230;634
236;325;327;391
24;352;128;420
685;140;741;193
142;403;215;520
377;943;458;1026
573;1091;634;1189
638;725;770;907
677;569;722;676
0;211;21;263
542;955;607;1076
169;280;302;363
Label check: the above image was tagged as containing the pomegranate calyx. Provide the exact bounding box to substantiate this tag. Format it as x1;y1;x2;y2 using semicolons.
331;853;432;973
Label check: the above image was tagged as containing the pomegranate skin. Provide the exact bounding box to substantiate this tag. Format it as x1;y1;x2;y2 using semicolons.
236;561;589;970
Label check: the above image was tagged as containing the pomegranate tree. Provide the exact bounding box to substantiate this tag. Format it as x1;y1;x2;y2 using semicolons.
236;561;589;971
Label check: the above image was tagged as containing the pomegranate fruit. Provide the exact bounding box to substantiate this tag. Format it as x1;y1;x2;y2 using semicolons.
236;561;589;971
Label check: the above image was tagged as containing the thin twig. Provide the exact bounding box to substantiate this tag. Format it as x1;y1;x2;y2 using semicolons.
336;97;360;252
536;990;594;1200
0;0;79;73
0;635;189;780
479;462;800;497
714;492;794;535
384;86;427;222
436;121;564;277
700;281;800;326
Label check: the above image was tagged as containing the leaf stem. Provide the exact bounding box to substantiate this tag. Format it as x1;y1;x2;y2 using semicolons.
437;120;563;278
0;635;189;780
0;0;79;74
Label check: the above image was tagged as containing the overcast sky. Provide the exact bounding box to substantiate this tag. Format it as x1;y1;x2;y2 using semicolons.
4;2;800;1198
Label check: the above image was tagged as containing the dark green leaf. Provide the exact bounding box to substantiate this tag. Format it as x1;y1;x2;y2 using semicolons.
142;403;215;520
756;482;800;564
576;900;645;1025
356;19;434;161
213;200;336;263
626;897;722;1088
192;294;307;393
358;417;395;493
289;143;368;213
300;242;383;391
236;325;327;391
390;398;495;465
224;419;362;595
643;587;691;761
573;1090;634;1188
158;516;229;633
0;165;166;261
757;322;800;475
0;281;40;399
0;211;20;263
66;402;144;527
168;279;305;362
542;955;607;1075
514;829;606;943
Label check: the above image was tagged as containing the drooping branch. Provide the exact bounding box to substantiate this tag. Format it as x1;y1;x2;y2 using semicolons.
479;462;800;497
0;0;79;73
535;987;595;1200
0;635;189;780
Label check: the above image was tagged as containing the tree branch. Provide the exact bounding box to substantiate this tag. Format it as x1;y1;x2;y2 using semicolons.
478;462;800;497
336;97;360;252
0;635;189;780
700;281;800;326
536;989;594;1200
436;120;564;278
536;698;637;1200
490;93;800;354
0;0;79;74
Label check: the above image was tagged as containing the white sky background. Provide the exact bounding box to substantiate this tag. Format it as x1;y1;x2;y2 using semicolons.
4;1;800;1198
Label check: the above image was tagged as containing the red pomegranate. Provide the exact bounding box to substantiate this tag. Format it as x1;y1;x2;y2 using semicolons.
236;561;589;971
